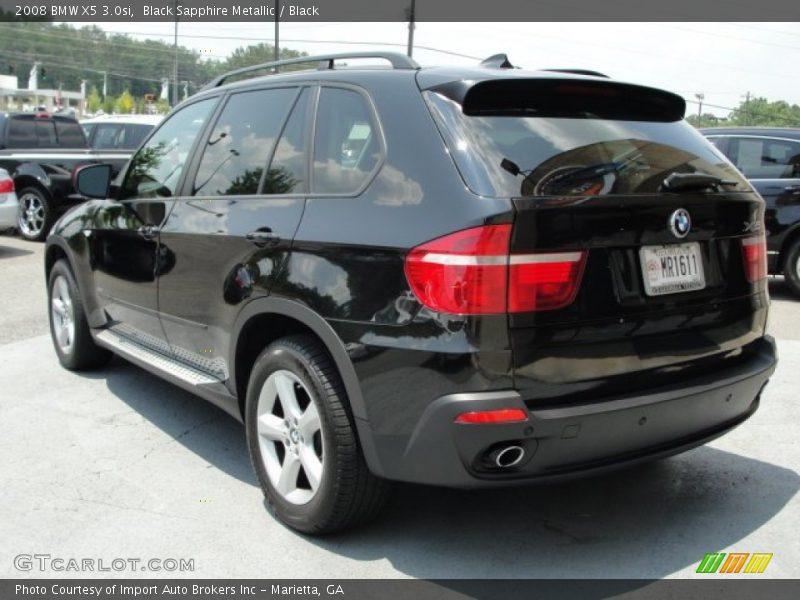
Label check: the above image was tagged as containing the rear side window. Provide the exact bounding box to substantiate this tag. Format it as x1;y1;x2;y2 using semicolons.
92;124;123;149
54;120;87;148
726;137;800;179
312;87;380;195
425;89;748;197
193;87;297;196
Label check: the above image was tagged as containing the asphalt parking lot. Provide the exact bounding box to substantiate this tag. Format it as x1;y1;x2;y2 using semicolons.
0;232;798;580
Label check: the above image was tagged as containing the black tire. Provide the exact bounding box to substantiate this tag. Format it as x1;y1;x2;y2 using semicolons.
245;334;389;534
48;259;112;370
17;186;55;242
783;239;800;298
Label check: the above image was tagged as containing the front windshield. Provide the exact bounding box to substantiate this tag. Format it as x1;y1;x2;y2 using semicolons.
425;91;747;197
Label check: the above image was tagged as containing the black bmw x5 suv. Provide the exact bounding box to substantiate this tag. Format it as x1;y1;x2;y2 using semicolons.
45;52;777;534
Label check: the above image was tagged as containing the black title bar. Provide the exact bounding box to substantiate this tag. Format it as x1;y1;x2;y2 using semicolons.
1;0;799;22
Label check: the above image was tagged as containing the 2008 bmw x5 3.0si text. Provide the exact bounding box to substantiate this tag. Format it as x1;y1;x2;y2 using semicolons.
44;53;777;534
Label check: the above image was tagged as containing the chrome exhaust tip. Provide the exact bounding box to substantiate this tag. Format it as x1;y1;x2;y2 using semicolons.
491;445;525;468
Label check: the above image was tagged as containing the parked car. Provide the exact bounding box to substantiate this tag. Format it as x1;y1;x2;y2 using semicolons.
81;114;163;151
0;111;131;240
47;52;776;534
0;168;18;231
701;127;800;296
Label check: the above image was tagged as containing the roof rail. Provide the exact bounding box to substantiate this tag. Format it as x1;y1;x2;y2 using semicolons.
541;68;609;78
202;52;420;90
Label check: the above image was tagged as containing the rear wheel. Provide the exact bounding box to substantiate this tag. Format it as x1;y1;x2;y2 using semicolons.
245;334;389;534
783;239;800;298
17;187;54;242
48;260;112;370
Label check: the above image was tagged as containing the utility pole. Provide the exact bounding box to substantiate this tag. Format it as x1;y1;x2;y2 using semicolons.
406;0;416;58
744;91;751;125
695;93;704;119
101;70;107;100
274;0;280;72
173;0;179;106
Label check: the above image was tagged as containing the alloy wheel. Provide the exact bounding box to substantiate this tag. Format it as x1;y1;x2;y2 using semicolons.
51;275;75;354
18;193;45;238
256;369;324;505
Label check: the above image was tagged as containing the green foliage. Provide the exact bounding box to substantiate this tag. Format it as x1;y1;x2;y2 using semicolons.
85;86;101;113
728;97;800;127
114;90;135;114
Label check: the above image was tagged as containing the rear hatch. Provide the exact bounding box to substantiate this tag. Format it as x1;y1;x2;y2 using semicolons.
423;75;769;406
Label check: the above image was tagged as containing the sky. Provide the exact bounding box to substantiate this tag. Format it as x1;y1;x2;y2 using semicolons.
92;21;800;117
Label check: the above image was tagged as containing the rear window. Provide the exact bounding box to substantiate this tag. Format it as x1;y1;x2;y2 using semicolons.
54;120;87;148
425;88;747;197
5;116;86;149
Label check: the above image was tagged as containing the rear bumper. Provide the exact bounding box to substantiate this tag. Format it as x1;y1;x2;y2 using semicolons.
363;336;777;487
0;194;18;229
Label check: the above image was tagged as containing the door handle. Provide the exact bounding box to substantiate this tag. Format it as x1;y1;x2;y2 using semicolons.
785;184;800;193
138;225;158;240
245;230;281;247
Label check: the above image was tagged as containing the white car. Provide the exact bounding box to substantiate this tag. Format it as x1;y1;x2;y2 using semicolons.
81;114;163;151
0;168;19;231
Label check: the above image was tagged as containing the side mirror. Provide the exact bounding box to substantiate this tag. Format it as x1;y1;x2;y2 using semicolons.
73;164;112;199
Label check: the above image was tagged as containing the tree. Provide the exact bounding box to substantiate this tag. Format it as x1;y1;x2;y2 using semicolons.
114;90;135;114
729;97;800;127
86;86;102;113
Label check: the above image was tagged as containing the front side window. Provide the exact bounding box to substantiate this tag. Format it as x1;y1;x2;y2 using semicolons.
312;87;380;195
265;88;310;194
727;137;800;179
120;98;216;200
192;87;297;196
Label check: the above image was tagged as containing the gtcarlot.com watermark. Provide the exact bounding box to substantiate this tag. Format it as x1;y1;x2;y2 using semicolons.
14;553;195;573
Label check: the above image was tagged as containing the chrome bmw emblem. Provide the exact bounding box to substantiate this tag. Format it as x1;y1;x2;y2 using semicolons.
669;208;692;239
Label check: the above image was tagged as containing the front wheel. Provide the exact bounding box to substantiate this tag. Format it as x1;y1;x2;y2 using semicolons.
783;239;800;298
17;187;54;242
245;335;389;534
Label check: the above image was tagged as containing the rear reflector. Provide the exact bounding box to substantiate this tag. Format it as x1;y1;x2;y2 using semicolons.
454;408;528;424
741;236;767;283
0;178;13;194
404;225;586;315
508;251;587;312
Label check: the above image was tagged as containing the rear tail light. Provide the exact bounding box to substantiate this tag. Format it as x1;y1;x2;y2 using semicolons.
741;236;767;283
404;225;586;315
0;178;13;194
454;408;528;424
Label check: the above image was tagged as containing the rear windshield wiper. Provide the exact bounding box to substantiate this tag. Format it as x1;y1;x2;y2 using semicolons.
661;172;738;192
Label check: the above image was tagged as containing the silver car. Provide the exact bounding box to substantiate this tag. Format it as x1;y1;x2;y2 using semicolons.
0;168;19;231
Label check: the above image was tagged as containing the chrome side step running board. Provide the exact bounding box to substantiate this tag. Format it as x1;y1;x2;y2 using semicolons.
96;329;220;386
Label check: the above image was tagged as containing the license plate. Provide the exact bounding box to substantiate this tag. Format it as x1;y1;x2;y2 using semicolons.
639;243;706;296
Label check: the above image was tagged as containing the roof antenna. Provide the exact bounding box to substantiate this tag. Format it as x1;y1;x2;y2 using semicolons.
480;54;515;69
